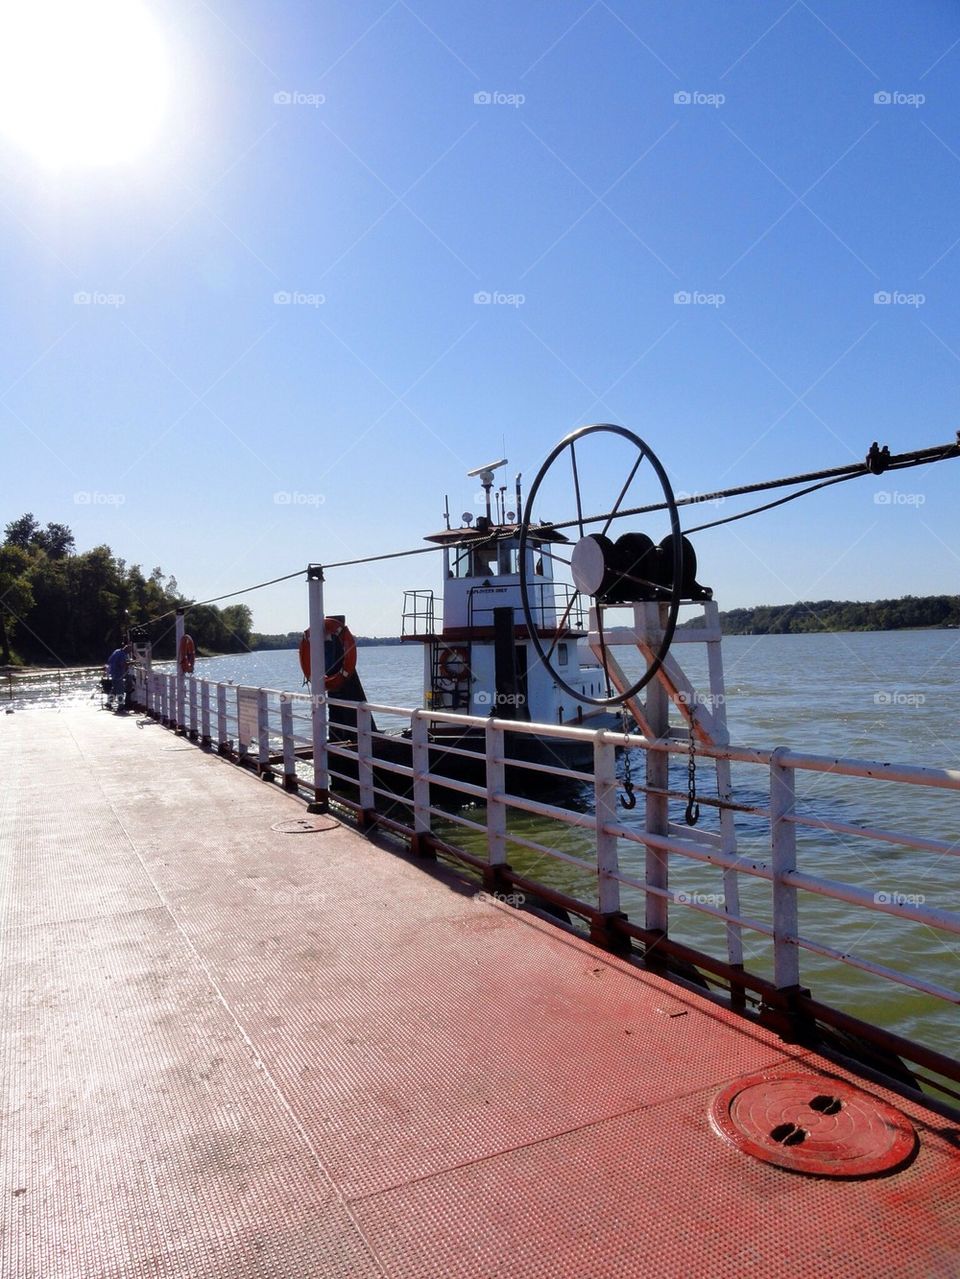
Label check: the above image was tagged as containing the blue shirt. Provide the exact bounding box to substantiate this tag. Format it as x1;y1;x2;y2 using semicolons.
107;649;127;680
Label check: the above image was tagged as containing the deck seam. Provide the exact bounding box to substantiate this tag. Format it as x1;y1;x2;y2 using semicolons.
343;1049;807;1203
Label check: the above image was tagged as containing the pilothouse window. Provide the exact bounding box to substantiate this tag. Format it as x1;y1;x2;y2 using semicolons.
558;643;569;666
450;547;473;579
498;543;520;575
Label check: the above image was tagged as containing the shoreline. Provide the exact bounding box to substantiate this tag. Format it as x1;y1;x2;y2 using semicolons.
4;624;958;673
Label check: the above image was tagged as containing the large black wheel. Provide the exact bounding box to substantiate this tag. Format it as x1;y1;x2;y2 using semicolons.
518;423;682;707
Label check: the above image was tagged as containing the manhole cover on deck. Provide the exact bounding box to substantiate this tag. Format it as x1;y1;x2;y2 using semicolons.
270;816;340;834
710;1072;917;1178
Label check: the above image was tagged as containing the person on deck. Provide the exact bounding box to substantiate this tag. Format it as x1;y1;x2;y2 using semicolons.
106;645;129;711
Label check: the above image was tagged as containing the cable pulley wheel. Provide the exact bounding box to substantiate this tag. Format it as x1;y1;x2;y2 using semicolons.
518;423;682;707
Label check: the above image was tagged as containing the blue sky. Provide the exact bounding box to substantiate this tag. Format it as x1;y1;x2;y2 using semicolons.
2;0;960;634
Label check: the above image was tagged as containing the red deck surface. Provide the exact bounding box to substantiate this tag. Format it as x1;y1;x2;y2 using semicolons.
2;708;959;1277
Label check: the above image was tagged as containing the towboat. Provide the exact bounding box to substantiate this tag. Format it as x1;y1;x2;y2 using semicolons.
397;457;622;777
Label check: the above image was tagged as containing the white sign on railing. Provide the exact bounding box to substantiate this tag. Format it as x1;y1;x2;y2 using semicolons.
237;687;259;749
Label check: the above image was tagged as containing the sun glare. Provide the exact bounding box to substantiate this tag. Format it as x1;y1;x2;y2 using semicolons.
0;0;169;168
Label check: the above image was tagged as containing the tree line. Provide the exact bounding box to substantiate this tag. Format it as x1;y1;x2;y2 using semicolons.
707;596;960;635
0;513;253;666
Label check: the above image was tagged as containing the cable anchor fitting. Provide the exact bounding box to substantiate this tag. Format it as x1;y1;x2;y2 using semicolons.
866;441;891;475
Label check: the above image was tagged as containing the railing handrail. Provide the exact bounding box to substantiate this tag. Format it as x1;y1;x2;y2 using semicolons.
160;676;960;791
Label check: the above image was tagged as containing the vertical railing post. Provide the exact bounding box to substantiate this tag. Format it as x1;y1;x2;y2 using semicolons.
485;719;507;891
200;679;211;746
216;684;228;754
356;703;375;822
188;676;198;739
770;748;801;992
643;603;670;950
410;711;432;856
280;694;297;790
591;736;627;953
257;688;271;778
174;609;185;733
307;566;328;810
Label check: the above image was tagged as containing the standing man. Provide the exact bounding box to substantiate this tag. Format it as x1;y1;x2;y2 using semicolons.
106;644;128;711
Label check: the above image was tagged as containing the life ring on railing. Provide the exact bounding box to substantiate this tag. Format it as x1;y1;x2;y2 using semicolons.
299;618;358;692
438;645;470;683
178;634;196;674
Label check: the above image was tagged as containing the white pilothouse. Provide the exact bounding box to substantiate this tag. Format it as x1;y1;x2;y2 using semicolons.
401;458;616;742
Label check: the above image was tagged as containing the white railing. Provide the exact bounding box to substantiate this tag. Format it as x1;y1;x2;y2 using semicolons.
135;665;960;1093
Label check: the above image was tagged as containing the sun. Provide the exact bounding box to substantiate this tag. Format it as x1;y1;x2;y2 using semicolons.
0;0;169;168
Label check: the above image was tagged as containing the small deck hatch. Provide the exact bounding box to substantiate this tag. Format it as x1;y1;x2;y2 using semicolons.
270;816;340;834
710;1072;917;1177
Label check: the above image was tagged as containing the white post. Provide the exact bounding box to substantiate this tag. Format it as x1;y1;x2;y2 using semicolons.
411;711;431;851
257;688;270;776
594;738;621;916
770;748;800;990
188;676;198;738
307;566;328;808
357;703;375;817
280;694;296;790
214;685;226;752
702;599;744;979
174;609;185;733
486;720;507;872
200;680;211;745
644;603;670;937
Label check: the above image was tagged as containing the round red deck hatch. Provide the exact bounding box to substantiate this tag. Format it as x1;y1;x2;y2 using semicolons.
710;1071;917;1178
270;816;339;834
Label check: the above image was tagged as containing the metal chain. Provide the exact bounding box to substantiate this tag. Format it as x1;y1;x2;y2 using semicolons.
685;723;700;826
620;709;636;809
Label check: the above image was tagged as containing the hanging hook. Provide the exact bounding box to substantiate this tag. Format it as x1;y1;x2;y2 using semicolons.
620;779;637;810
684;798;700;826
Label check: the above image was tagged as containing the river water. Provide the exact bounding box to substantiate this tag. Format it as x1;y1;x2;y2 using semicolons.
8;630;960;1073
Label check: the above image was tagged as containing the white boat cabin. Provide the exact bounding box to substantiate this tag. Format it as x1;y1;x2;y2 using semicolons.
401;462;609;727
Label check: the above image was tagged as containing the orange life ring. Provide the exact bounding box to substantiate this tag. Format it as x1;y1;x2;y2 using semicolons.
178;634;196;674
439;645;470;683
299;618;358;692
